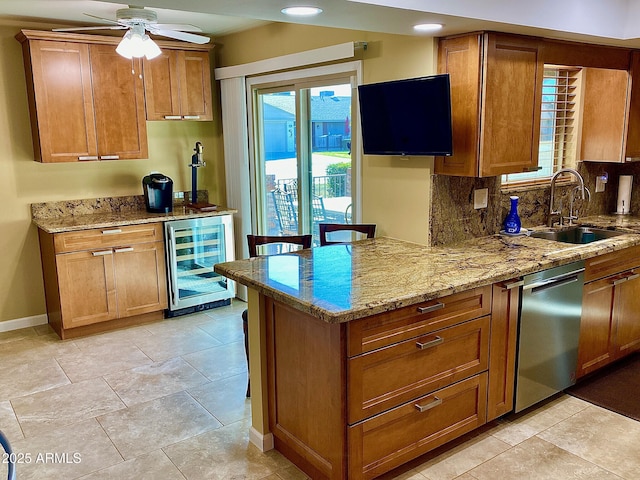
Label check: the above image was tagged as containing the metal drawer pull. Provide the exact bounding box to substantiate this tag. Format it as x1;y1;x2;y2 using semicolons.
416;336;444;350
182;115;201;120
164;115;182;120
92;249;113;256
613;272;640;285
78;155;99;161
99;155;120;160
415;397;442;412
114;247;134;253
101;229;122;235
417;302;445;314
502;280;524;290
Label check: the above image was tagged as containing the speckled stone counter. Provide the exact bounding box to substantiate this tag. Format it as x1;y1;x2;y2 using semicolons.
215;224;640;323
32;194;236;233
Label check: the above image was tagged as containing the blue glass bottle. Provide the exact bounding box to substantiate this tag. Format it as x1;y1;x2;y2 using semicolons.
504;196;521;234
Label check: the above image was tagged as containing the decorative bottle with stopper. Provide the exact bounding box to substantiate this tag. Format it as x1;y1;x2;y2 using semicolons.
504;195;521;234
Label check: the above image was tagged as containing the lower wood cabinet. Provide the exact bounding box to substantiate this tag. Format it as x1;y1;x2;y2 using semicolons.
265;282;519;480
38;223;167;339
349;373;487;480
577;245;640;377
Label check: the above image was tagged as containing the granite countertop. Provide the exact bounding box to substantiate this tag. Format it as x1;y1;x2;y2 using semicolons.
34;206;237;233
31;195;237;233
214;216;640;324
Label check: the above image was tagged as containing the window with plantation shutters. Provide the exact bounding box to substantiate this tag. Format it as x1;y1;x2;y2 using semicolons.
503;66;580;185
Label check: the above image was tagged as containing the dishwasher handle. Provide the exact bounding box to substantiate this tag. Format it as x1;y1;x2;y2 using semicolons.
523;268;585;294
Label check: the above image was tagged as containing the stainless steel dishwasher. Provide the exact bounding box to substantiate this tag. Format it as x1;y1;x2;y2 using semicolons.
514;260;585;412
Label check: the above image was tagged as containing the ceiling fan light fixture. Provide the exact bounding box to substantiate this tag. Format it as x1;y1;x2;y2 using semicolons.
116;25;162;60
142;36;162;60
281;6;323;16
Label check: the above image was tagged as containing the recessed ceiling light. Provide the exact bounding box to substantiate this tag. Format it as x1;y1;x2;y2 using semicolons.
281;6;323;17
413;23;444;33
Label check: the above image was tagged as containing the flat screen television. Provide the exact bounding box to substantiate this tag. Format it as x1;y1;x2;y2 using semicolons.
357;74;453;156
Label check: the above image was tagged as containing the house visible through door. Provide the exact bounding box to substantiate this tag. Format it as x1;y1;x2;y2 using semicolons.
251;77;355;245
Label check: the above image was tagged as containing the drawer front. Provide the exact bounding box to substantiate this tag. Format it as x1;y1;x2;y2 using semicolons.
348;315;490;424
347;285;492;356
585;244;640;283
54;223;164;253
348;373;488;480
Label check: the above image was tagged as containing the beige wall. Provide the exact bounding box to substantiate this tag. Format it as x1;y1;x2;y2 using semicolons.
215;23;437;244
0;19;225;325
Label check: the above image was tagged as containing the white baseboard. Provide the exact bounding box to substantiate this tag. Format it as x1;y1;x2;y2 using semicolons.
249;427;274;452
0;314;48;333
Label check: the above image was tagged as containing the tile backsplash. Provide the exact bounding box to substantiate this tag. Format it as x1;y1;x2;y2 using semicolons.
429;162;639;246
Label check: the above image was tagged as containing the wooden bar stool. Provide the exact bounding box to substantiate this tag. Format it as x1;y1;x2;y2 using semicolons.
242;234;312;397
318;223;376;246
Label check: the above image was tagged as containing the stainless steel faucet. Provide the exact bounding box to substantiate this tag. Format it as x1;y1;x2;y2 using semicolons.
548;168;586;226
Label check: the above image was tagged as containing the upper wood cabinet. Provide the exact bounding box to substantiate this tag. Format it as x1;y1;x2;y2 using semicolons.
436;32;543;177
16;30;148;163
542;38;635;164
143;49;213;121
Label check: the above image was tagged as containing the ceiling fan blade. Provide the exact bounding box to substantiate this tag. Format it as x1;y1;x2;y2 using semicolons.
154;24;203;32
52;25;128;32
149;28;210;44
83;13;122;25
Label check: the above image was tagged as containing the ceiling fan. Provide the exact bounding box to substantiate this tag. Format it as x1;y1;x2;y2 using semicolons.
52;5;210;45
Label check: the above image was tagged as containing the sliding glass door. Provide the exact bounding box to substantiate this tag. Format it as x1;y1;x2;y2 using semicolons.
252;77;354;244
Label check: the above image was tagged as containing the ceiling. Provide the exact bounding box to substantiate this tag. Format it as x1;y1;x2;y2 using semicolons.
3;0;640;48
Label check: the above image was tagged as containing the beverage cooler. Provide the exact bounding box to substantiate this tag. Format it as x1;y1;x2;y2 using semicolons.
164;215;235;316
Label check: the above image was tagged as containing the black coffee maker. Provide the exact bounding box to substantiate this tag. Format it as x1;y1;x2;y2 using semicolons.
142;173;173;213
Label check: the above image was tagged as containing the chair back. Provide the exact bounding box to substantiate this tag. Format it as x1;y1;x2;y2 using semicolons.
247;234;313;258
319;223;376;246
270;189;298;235
0;430;16;480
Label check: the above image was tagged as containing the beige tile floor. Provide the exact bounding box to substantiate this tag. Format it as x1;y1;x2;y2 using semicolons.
1;299;640;479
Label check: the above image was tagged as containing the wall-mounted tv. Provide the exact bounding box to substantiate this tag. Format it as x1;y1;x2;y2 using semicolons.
357;74;453;156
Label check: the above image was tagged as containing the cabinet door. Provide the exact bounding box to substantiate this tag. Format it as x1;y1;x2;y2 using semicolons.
577;276;616;378
579;67;628;163
625;52;640;160
144;49;212;121
435;34;482;176
89;44;148;159
487;280;520;420
143;50;182;120
613;272;640;357
27;39;97;163
480;33;543;176
113;241;168;318
57;249;117;328
178;50;213;120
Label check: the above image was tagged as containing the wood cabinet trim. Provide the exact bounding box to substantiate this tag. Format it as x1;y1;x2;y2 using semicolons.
17;29;213;52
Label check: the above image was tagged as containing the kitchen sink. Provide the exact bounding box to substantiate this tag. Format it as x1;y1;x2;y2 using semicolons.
530;226;625;244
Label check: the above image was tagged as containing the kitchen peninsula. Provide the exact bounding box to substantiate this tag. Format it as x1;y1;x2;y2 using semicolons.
215;227;640;480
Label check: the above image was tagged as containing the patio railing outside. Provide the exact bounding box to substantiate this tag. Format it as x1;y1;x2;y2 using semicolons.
276;174;349;198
